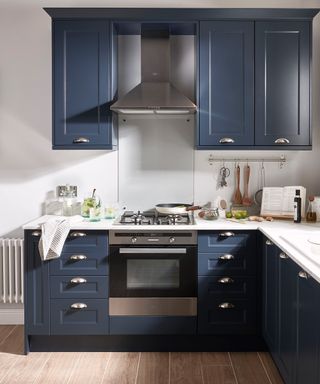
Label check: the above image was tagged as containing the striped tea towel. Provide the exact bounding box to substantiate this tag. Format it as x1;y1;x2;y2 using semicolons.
38;216;82;261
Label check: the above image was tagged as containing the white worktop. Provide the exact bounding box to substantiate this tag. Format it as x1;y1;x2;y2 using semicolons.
23;215;320;283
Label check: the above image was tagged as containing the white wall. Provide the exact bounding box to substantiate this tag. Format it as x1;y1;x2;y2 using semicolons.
0;0;320;237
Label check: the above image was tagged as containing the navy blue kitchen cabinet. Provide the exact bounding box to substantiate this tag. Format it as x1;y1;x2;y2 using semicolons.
262;236;320;384
25;231;50;335
49;230;109;335
49;230;109;275
198;22;254;148
277;252;299;384
197;231;259;335
25;230;109;347
255;21;311;147
51;299;109;335
296;270;320;384
53;21;117;149
262;238;279;359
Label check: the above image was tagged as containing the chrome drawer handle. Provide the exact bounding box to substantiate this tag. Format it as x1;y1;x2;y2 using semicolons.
69;254;87;261
73;137;90;144
266;240;273;246
219;254;235;260
274;138;290;144
70;303;87;310
219;302;235;309
219;137;235;144
218;277;234;284
298;271;309;279
69;232;87;238
219;231;235;237
70;277;87;284
279;252;289;259
31;231;41;237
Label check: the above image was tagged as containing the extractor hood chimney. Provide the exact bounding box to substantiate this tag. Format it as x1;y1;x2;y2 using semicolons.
110;25;197;115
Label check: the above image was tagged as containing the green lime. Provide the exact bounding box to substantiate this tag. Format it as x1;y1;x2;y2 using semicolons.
241;211;248;218
226;212;232;219
234;212;242;220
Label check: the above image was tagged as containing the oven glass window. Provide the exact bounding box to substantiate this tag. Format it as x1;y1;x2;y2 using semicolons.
127;259;180;289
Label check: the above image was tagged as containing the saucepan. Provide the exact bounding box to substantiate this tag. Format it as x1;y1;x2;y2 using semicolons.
155;203;202;215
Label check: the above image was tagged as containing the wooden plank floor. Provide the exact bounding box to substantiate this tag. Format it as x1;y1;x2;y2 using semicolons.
0;326;283;384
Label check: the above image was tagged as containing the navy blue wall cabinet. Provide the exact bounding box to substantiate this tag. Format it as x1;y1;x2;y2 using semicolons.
262;236;320;384
197;231;259;335
198;21;254;147
25;231;50;335
255;21;311;147
197;19;312;150
53;21;117;150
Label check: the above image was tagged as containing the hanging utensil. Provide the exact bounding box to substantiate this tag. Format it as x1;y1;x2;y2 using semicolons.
254;161;265;207
233;165;243;204
219;166;230;188
242;164;253;206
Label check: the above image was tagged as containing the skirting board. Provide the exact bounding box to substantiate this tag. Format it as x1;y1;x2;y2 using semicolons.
0;308;24;324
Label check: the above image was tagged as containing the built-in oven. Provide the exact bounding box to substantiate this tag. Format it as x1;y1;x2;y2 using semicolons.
109;230;197;316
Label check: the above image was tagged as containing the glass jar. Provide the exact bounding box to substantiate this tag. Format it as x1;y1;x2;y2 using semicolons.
81;195;101;219
306;195;317;223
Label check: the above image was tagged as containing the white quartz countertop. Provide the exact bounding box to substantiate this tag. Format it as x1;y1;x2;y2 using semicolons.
23;215;320;283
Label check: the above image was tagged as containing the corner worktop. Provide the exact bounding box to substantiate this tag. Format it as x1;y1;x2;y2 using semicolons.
23;215;320;283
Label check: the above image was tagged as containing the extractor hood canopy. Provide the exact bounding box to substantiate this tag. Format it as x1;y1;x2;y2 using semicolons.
111;24;197;115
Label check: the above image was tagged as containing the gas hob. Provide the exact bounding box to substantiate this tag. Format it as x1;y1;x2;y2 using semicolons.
114;210;195;226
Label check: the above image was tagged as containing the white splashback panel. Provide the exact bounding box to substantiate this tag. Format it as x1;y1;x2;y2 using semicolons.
118;115;194;211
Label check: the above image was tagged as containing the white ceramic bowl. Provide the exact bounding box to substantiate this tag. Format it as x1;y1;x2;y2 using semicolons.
308;236;320;255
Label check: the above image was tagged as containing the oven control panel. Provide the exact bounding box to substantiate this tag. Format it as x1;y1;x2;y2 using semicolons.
109;230;197;245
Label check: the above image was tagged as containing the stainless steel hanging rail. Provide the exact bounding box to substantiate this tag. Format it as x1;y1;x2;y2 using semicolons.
208;154;286;168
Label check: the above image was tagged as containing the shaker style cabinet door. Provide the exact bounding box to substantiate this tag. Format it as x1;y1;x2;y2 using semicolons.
25;231;50;335
262;238;279;358
277;254;298;384
296;271;320;384
198;21;254;147
255;21;311;147
53;21;114;149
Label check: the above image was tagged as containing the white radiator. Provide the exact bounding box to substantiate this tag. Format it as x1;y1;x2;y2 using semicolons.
0;239;24;304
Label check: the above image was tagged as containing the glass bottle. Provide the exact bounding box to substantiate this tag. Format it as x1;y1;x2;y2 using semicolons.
306;195;317;222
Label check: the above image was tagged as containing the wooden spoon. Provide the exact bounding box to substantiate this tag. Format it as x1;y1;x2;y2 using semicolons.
233;165;243;204
242;165;253;206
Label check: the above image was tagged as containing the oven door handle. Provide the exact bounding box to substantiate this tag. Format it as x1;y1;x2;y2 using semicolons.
119;248;187;254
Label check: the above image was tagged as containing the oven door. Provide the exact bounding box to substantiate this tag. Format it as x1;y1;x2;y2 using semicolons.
109;246;197;298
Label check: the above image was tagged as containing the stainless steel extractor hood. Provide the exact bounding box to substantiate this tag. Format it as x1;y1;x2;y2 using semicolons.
111;26;197;115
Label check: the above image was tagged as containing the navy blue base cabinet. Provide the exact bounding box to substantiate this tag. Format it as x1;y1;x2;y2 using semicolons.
197;231;260;335
262;236;320;384
53;21;117;149
25;231;50;335
25;230;109;352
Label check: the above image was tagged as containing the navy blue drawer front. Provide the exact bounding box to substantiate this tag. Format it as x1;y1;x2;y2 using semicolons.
51;299;109;335
110;316;197;335
198;231;255;251
198;298;257;335
198;248;256;276
49;252;108;276
62;231;108;253
198;276;256;298
50;276;108;299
